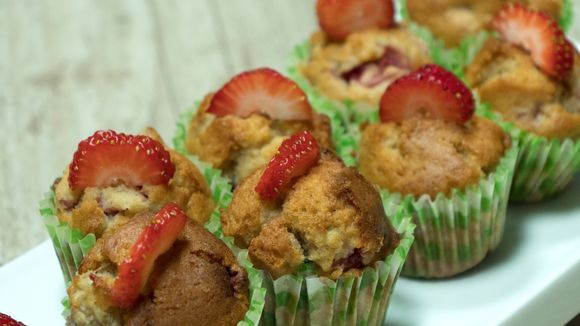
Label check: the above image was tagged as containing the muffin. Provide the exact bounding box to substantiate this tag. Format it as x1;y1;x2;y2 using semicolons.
358;64;517;277
67;203;252;325
44;128;214;283
183;68;333;185
296;0;431;110
221;130;414;324
466;4;579;201
406;0;564;47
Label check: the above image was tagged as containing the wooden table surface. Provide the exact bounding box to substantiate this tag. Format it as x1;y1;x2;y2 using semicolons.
0;0;579;267
0;0;317;265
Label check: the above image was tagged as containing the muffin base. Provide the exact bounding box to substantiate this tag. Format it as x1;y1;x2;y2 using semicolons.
252;209;414;325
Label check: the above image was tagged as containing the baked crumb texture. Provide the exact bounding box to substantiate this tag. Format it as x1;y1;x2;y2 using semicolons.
359;117;517;277
467;38;580;139
301;28;431;107
359;117;511;198
407;0;563;47
185;94;333;185
68;212;249;326
54;129;215;240
221;150;400;280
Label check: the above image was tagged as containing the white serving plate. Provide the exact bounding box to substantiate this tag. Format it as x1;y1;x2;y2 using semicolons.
0;176;578;325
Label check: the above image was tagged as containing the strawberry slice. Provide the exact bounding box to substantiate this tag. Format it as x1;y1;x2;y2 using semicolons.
206;68;313;121
316;0;395;41
255;130;321;201
379;64;475;124
111;203;187;309
0;313;25;326
68;130;175;190
492;3;575;80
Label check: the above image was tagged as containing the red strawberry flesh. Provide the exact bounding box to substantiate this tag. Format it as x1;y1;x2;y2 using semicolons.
316;0;395;41
255;130;321;201
68;130;175;190
0;313;25;326
379;64;475;123
341;46;410;87
111;202;187;309
492;3;575;80
206;68;313;121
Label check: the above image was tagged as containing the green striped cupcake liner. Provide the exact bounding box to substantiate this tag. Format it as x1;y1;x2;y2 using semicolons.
249;208;414;326
478;105;580;202
40;158;265;324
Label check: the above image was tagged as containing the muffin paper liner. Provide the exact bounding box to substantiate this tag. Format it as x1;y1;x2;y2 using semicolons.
478;105;580;202
214;208;414;326
40;157;265;324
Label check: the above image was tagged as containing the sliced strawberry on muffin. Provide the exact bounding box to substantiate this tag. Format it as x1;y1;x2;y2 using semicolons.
69;130;175;190
492;3;574;80
207;68;313;121
185;68;332;184
380;64;475;123
255;130;321;201
0;313;25;326
111;203;187;308
316;0;395;41
54;128;214;238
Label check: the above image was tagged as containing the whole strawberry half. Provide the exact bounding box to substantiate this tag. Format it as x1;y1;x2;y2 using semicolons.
68;130;175;190
111;202;187;309
0;313;25;326
255;130;321;201
316;0;395;41
492;3;575;80
206;68;313;121
379;64;475;124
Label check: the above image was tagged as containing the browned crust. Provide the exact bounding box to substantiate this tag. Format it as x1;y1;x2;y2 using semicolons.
359;117;511;198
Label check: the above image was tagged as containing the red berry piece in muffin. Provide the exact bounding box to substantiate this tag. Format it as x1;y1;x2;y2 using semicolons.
255;130;321;201
492;3;575;80
316;0;395;41
207;68;313;121
0;313;25;326
111;202;187;309
69;130;175;190
379;64;475;123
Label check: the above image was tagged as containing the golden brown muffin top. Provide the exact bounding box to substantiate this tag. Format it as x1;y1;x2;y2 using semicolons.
186;94;332;184
55;128;214;238
68;211;249;326
301;28;431;107
359;117;511;198
466;38;580;139
407;0;562;47
221;150;399;280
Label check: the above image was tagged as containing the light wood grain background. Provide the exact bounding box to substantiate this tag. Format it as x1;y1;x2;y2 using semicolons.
0;1;579;267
